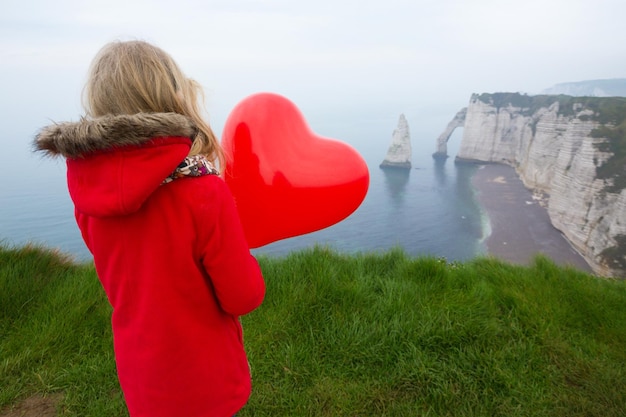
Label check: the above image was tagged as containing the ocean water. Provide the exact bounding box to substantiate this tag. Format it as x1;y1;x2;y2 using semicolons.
0;116;487;262
255;157;485;260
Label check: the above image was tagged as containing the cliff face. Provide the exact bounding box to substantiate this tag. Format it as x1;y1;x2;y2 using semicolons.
380;114;412;169
448;93;626;278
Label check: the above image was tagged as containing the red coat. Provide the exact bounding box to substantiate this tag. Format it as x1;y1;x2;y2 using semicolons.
35;113;266;417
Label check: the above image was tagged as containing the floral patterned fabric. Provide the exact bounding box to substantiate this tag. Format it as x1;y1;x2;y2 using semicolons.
163;155;219;184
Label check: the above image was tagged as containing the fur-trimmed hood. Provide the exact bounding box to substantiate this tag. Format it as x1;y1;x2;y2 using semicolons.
34;112;198;158
34;112;197;217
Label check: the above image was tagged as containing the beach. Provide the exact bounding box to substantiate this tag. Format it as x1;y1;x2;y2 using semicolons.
472;164;593;273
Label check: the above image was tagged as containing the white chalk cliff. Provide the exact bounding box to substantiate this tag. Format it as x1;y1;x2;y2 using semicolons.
380;114;412;169
437;93;626;278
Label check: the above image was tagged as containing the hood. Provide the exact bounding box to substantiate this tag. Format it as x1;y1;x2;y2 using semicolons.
34;113;195;217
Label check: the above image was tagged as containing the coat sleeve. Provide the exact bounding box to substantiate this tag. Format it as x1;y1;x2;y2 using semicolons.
198;176;266;316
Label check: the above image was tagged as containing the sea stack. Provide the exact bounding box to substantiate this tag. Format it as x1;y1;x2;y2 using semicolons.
380;114;412;169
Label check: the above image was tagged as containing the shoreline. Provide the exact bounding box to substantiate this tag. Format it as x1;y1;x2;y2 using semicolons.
471;163;593;273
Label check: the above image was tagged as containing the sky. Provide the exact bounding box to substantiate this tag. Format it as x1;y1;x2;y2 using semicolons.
1;0;626;159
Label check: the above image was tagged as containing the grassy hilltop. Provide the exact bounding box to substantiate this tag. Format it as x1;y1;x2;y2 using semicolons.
1;244;626;416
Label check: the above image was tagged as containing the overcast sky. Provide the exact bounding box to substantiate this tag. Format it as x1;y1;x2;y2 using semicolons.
2;0;625;150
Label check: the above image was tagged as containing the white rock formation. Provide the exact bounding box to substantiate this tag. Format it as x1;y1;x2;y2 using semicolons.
434;107;467;157
380;114;412;169
452;94;626;278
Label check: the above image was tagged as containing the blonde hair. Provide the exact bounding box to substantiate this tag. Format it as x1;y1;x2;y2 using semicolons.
83;40;223;168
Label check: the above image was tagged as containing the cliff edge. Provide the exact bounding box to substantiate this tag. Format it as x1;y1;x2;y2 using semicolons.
437;92;626;278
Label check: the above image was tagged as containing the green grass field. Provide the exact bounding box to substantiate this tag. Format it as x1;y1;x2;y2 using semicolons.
1;244;625;416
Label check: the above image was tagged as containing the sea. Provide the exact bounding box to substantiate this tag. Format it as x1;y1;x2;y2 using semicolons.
0;110;488;263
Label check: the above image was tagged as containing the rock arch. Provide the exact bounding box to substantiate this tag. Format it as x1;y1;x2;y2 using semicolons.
433;107;467;158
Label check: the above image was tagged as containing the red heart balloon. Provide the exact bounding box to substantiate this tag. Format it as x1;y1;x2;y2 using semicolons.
221;93;370;248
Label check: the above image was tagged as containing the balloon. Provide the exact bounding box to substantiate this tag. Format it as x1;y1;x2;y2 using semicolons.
221;93;370;248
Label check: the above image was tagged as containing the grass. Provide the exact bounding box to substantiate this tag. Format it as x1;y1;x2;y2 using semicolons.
0;245;123;416
1;244;626;416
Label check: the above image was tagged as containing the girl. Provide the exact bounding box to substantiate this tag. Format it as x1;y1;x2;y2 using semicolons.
35;40;266;417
